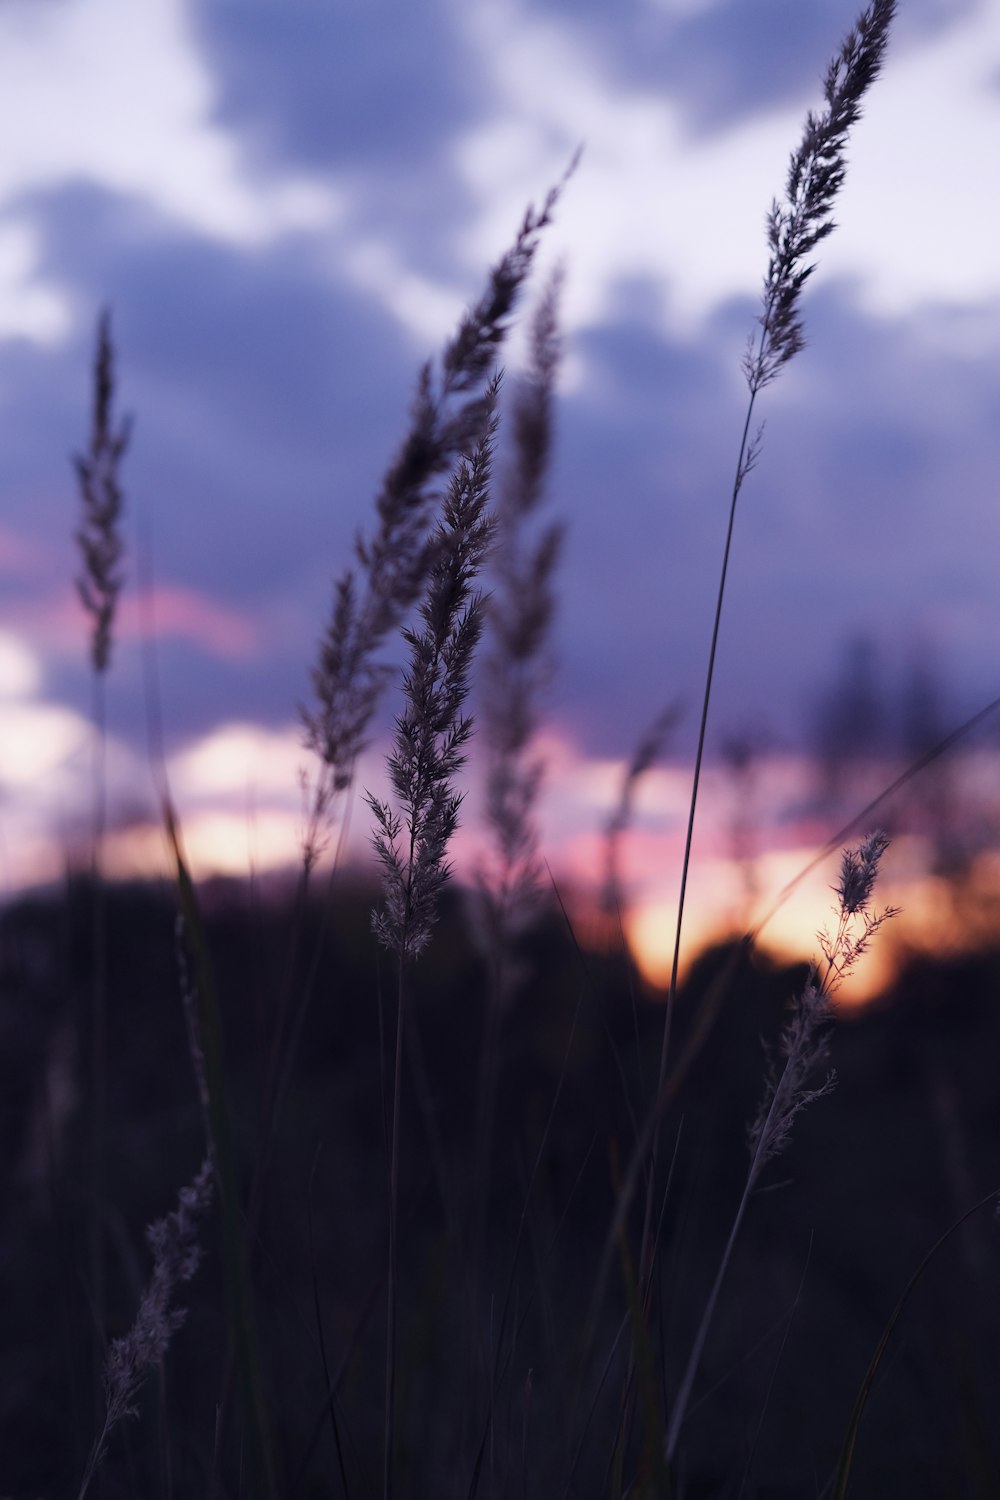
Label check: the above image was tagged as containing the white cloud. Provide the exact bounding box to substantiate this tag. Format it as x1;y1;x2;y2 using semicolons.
0;221;69;341
341;236;468;350
0;0;341;341
169;721;308;804
0;701;82;787
0;632;89;804
0;630;43;699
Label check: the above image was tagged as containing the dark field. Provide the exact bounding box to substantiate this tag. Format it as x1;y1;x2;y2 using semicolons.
2;876;998;1499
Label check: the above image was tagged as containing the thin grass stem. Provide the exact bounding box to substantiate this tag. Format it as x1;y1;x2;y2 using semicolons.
636;0;897;1375
665;833;896;1466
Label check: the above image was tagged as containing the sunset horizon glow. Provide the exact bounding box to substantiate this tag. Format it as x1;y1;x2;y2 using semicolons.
3;648;997;1010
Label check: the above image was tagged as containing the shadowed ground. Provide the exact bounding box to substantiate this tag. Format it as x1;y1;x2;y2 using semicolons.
1;876;997;1499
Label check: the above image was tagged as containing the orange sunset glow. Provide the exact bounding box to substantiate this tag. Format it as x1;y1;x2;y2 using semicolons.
3;631;998;1012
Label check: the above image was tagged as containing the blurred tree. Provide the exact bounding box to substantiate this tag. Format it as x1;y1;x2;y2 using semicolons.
814;635;887;813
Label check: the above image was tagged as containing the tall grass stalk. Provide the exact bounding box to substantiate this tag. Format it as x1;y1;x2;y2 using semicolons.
366;390;500;1500
252;177;572;1268
131;514;274;1491
74;307;130;1403
640;0;897;1304
76;1157;214;1500
164;802;277;1499
579;681;1000;1413
664;832;898;1465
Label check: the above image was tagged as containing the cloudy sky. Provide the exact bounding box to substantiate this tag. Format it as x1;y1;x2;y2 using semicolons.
1;0;998;982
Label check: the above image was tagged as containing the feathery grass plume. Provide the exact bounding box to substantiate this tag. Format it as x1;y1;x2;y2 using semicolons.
744;0;897;393
367;388;498;1500
747;832;898;1175
77;1156;214;1500
74;306;131;1419
664;832;898;1467
301;163;575;863
367;383;500;961
641;0;896;1304
479;266;566;956
75;308;130;675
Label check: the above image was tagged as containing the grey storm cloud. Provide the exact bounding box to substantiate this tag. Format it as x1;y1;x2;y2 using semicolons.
187;0;487;274
17;180;418;590
189;0;477;173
